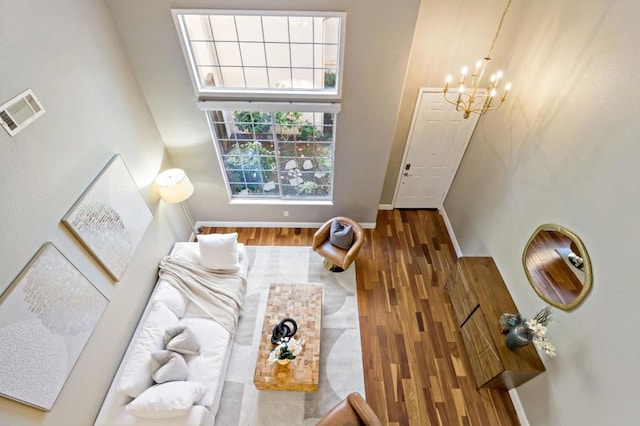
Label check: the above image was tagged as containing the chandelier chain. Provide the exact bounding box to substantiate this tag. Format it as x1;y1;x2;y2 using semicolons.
487;0;513;59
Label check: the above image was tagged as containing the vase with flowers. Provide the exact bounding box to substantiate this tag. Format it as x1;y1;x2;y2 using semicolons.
268;336;305;365
504;306;557;357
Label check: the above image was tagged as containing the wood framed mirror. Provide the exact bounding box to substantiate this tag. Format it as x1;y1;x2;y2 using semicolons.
523;224;592;311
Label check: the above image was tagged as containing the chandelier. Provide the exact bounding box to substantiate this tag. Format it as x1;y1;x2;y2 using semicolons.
443;0;513;119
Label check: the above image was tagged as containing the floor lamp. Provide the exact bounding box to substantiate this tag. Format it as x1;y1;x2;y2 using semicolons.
155;168;198;237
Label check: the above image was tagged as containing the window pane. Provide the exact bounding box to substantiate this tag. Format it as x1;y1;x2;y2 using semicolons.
239;42;266;67
232;111;271;137
177;12;343;94
278;142;296;157
235;16;263;42
215;42;242;66
220;67;245;88
210;16;237;41
262;17;289;42
244;67;269;89
268;68;292;89
289;17;313;43
324;45;338;67
292;68;314;89
323;17;341;44
313;17;324;43
290;44;313;68
314;45;324;68
322;69;336;89
210;109;334;200
183;15;213;41
218;140;237;154
264;43;290;67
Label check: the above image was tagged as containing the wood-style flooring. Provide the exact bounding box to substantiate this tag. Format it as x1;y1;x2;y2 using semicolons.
202;209;519;425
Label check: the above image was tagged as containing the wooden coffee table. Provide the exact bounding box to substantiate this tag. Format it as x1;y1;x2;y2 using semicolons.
253;283;323;392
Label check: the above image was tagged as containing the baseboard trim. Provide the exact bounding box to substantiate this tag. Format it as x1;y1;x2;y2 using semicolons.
509;389;530;426
378;204;394;211
438;207;463;257
196;221;377;229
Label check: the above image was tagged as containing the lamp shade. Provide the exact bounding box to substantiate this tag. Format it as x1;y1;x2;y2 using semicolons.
155;168;194;204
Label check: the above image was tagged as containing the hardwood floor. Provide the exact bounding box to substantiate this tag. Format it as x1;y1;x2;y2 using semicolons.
203;209;519;425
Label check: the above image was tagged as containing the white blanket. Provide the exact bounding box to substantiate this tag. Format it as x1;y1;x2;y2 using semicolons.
158;256;247;333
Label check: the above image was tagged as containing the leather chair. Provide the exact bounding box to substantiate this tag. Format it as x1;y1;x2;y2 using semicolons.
312;217;364;272
316;392;382;426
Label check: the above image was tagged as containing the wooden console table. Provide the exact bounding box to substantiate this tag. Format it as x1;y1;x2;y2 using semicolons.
446;257;545;389
253;283;323;392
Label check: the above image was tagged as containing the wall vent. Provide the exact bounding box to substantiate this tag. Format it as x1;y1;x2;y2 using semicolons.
0;89;45;136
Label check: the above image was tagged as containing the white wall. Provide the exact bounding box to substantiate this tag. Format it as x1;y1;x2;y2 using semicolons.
105;0;421;225
443;0;640;424
0;1;189;424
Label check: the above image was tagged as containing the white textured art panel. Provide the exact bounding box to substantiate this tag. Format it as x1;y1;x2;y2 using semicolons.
0;243;108;411
63;154;153;281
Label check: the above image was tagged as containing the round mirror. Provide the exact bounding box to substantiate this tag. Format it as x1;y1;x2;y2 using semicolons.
523;224;592;311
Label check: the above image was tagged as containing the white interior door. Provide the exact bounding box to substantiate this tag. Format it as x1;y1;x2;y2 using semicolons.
394;88;480;209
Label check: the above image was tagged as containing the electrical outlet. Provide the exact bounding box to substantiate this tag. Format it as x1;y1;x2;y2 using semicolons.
283;211;289;217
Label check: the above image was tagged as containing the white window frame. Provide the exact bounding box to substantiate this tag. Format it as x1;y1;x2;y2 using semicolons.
172;9;346;100
200;101;340;204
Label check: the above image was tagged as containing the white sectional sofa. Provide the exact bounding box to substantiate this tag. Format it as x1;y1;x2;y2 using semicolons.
95;240;248;426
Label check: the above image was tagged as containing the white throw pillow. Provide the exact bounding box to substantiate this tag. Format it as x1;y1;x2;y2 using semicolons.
197;233;239;270
125;381;206;419
163;325;201;355
151;350;188;384
117;303;179;398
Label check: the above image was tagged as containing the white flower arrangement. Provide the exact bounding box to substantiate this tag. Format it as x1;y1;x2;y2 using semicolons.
268;336;305;364
525;306;557;357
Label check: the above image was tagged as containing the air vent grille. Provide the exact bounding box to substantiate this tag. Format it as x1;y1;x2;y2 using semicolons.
0;89;45;136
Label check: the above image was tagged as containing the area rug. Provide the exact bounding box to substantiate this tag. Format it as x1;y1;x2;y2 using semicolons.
215;246;365;425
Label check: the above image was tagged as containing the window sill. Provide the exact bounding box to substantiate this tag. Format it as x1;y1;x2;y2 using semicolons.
229;199;333;207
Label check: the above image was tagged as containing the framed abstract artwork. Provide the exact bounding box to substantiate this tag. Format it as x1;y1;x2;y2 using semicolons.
63;154;153;281
0;242;108;410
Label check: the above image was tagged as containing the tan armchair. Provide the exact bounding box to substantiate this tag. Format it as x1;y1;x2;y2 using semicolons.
312;217;364;272
316;392;382;426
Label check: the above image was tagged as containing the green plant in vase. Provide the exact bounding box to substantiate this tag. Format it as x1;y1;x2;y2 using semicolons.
268;336;304;365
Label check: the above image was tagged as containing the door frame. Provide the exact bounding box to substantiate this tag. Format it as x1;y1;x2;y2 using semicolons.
391;87;476;209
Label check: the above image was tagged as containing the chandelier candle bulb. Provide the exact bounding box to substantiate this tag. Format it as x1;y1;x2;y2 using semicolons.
501;84;511;101
444;75;452;91
459;66;468;84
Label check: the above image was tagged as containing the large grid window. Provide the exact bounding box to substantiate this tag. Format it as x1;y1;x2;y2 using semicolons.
173;10;345;98
174;10;344;203
207;108;336;200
